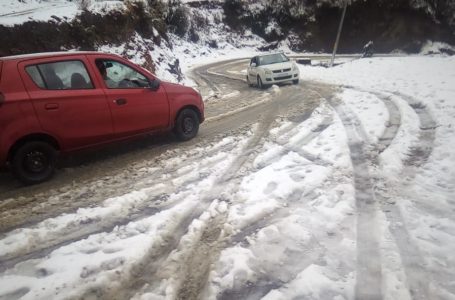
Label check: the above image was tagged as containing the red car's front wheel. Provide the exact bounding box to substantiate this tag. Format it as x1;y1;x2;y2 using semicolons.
174;109;200;141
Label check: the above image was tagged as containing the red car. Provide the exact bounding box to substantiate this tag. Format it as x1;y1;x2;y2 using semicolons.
0;52;204;184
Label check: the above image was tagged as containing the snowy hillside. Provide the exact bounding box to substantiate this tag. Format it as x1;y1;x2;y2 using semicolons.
1;0;454;58
0;0;124;26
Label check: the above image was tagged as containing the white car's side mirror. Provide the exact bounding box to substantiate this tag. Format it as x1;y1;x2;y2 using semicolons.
251;63;257;67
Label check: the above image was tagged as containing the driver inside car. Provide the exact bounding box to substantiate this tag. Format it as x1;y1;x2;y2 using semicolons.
95;60;116;88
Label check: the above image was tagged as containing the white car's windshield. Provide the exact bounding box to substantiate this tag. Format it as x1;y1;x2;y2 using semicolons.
258;53;289;66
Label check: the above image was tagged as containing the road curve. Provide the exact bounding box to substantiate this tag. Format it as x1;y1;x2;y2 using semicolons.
0;59;331;234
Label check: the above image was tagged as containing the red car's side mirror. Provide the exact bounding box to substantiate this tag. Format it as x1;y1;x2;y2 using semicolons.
149;79;160;91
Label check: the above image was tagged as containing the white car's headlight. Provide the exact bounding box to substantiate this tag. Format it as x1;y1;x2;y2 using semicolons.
264;69;272;75
292;63;298;71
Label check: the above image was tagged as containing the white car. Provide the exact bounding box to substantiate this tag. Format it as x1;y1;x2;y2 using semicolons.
246;53;300;89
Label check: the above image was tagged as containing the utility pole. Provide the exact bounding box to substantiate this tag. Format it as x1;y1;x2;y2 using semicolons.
330;1;348;67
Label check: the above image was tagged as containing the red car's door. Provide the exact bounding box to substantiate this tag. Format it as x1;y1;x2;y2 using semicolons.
89;57;170;138
18;56;114;150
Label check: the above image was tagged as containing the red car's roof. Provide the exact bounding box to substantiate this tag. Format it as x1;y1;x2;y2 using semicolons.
0;51;118;61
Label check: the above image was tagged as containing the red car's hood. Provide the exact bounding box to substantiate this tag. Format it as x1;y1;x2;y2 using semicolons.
160;81;200;97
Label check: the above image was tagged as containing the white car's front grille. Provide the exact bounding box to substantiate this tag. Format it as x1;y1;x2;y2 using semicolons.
272;68;292;74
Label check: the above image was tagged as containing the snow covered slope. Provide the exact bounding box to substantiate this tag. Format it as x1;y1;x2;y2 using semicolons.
1;0;82;26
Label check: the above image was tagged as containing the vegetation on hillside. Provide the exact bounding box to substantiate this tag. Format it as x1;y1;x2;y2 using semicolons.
222;0;455;52
0;0;454;56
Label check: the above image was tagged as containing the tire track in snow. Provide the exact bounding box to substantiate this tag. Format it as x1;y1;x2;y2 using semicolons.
228;112;335;247
220;189;326;299
0;126;243;233
393;92;436;168
209;98;344;299
352;89;435;299
0;199;168;273
365;91;402;153
164;84;286;300
376;91;436;300
339;88;436;299
0;140;242;269
213;87;346;299
364;90;431;299
327;97;383;300
124;84;326;300
191;59;248;100
92;102;279;300
190;108;336;300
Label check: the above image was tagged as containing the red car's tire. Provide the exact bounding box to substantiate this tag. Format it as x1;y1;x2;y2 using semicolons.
11;141;57;184
174;109;200;141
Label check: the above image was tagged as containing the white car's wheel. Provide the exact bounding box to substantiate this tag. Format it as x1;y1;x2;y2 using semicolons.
257;75;269;89
247;75;253;87
257;75;264;89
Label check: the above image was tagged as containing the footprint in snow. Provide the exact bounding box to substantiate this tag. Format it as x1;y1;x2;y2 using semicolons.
102;247;123;254
263;182;277;194
290;173;306;182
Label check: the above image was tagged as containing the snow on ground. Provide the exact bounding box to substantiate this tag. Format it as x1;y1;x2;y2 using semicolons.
299;56;455;183
203;104;358;299
337;89;389;144
420;40;455;55
1;0;78;26
299;55;455;298
0;0;130;26
0;134;253;299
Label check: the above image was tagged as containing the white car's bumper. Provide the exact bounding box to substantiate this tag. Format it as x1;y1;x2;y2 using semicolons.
263;70;299;84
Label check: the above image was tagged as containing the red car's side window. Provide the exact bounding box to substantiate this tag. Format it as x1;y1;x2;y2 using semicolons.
25;60;94;90
95;59;150;89
25;65;46;89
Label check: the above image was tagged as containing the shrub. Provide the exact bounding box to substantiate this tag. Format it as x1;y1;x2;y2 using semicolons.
166;2;189;37
77;0;92;11
208;40;218;48
192;10;208;29
125;1;155;38
222;0;245;31
189;26;199;42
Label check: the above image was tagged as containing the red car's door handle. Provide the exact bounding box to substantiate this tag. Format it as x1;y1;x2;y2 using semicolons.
114;98;127;106
45;103;59;110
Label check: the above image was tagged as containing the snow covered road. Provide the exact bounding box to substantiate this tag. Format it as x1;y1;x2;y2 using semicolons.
0;56;454;300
